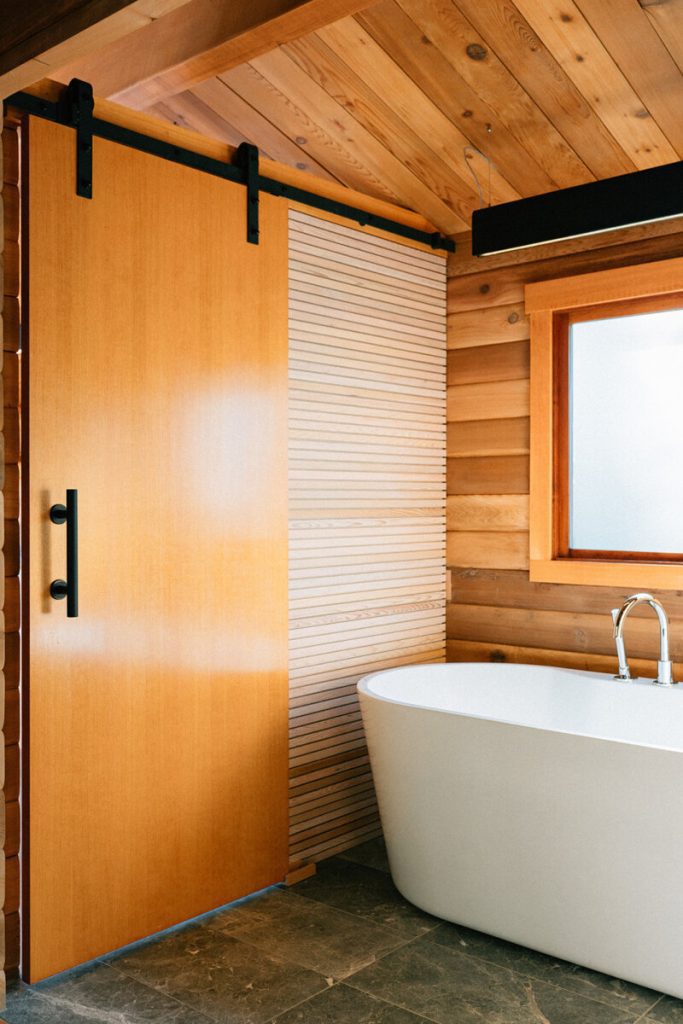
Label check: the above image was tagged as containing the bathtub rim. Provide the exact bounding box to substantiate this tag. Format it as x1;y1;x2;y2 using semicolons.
357;661;683;754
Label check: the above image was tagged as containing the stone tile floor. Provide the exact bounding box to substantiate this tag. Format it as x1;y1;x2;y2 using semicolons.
4;837;681;1024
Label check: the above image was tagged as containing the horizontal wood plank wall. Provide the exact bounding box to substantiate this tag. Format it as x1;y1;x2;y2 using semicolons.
447;219;683;674
288;209;446;865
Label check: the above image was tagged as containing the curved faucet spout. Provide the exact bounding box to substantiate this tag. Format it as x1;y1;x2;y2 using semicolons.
610;593;674;686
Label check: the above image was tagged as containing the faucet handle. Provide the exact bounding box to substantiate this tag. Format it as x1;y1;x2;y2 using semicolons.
611;608;619;634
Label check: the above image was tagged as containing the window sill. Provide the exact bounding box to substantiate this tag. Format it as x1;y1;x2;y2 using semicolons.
530;558;683;589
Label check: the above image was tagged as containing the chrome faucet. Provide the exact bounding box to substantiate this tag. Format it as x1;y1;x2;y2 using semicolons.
611;593;674;686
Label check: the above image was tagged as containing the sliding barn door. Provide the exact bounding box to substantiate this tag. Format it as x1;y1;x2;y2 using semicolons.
24;116;289;982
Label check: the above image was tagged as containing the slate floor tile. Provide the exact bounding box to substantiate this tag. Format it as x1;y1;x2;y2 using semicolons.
107;923;328;1024
271;982;431;1023
338;837;391;875
292;858;437;941
645;995;683;1023
3;962;215;1024
428;922;661;1016
346;935;642;1024
205;888;403;979
4;841;675;1024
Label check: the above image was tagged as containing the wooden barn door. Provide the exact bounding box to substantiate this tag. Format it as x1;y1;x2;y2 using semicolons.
23;116;289;982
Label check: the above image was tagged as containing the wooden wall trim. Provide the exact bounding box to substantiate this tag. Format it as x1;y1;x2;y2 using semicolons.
447;221;683;677
528;257;683;588
288;209;447;865
525;255;683;312
1;120;21;994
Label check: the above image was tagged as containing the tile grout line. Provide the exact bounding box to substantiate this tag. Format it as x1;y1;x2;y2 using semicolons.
241;866;674;1022
90;934;675;1024
7;970;217;1024
266;974;442;1024
329;853;673;1019
256;916;435;1020
262;925;439;1022
632;994;665;1023
339;977;447;1024
92;876;428;1024
343;952;660;1024
102;960;225;1024
16;845;671;1024
283;879;443;940
344;931;668;1024
101;905;426;1024
405;933;668;1018
265;980;343;1023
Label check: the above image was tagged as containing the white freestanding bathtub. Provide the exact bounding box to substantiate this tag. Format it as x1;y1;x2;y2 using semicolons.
358;662;683;999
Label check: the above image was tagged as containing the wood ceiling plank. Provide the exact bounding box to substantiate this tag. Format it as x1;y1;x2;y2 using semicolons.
308;18;519;206
191;77;338;179
357;1;560;198
240;47;467;231
284;35;489;219
220;62;401;205
395;0;592;189
150;93;246;148
512;0;679;168
449;0;636;179
638;0;683;74
572;0;683;155
54;0;381;109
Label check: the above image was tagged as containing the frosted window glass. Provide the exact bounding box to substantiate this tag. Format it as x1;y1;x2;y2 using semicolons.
569;307;683;553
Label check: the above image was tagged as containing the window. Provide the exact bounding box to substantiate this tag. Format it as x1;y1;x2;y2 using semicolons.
527;256;683;588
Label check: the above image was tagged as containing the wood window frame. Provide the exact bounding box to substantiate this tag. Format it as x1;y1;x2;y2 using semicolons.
527;255;683;589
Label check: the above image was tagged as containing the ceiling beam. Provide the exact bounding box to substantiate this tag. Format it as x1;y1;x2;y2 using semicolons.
0;0;137;76
52;0;380;110
0;0;192;99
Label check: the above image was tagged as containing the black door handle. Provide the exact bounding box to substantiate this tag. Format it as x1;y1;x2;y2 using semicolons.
50;489;79;618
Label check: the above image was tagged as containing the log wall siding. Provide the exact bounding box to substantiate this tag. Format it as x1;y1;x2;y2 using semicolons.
446;219;683;675
288;209;447;865
0;122;6;1004
3;122;20;983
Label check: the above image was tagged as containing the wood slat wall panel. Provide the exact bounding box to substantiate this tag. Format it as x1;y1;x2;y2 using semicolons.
289;209;446;865
447;222;683;677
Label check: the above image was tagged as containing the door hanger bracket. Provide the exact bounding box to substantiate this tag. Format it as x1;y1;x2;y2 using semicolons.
234;142;260;245
58;79;94;200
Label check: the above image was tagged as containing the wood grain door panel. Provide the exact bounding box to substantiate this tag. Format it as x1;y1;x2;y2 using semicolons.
25;116;289;982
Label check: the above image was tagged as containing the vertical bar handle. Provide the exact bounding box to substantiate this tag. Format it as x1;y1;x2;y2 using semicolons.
50;489;79;617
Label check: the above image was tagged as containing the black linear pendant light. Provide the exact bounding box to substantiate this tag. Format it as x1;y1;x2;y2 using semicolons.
471;160;683;257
